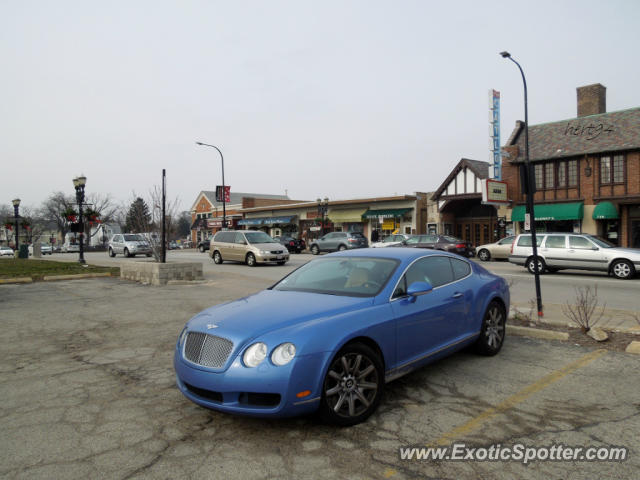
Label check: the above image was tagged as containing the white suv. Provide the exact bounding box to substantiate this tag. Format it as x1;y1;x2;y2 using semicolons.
508;232;640;280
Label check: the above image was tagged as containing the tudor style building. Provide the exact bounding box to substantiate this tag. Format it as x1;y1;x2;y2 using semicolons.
431;158;507;247
502;84;640;248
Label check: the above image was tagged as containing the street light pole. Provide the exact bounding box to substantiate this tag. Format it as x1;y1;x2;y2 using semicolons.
317;197;329;235
195;142;227;229
500;51;543;317
73;176;87;265
12;198;20;255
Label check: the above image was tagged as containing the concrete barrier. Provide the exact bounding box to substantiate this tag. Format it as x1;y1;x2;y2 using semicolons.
120;262;203;285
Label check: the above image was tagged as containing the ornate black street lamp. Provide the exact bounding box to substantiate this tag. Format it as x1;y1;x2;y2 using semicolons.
195;142;227;229
317;197;329;235
73;175;87;265
500;51;543;317
12;198;20;254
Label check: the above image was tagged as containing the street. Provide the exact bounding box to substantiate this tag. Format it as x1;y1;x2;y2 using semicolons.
43;249;640;311
1;275;639;479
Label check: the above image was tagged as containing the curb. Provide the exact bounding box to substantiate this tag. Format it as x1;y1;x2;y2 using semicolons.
506;324;569;341
0;277;33;284
510;306;640;336
43;273;113;281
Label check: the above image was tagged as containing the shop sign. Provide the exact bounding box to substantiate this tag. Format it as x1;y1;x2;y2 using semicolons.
207;219;223;228
382;220;395;230
482;179;509;204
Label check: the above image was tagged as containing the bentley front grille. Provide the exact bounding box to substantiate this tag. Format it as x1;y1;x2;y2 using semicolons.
184;332;234;368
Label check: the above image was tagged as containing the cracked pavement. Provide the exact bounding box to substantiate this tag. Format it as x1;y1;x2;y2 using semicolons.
1;274;638;479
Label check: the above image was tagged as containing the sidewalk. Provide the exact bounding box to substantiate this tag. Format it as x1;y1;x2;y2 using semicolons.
510;302;640;334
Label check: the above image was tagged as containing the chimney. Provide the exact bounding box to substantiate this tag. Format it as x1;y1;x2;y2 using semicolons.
577;83;606;117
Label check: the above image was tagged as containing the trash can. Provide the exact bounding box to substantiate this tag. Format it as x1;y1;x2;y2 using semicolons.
18;244;29;259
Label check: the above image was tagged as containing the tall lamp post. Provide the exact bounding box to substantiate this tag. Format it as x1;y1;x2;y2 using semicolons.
317;197;329;235
12;198;20;254
195;142;227;229
73;175;87;265
500;51;543;317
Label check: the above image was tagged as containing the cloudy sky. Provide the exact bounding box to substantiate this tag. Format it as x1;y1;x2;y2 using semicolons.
2;0;639;213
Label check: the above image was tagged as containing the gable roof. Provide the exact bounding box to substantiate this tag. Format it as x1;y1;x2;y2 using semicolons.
432;158;489;200
506;107;640;162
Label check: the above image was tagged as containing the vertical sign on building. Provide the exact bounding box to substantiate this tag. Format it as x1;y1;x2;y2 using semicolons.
489;89;502;180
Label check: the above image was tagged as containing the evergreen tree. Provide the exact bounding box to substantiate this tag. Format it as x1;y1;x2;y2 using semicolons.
124;197;151;233
176;211;192;238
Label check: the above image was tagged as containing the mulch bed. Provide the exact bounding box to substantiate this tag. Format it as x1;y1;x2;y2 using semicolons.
509;316;638;352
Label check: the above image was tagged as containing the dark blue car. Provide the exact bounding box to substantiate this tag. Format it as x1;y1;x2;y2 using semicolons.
174;247;509;426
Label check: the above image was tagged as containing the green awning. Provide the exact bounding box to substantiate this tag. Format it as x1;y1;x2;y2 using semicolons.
327;208;367;223
592;202;619;220
361;208;411;219
511;202;584;222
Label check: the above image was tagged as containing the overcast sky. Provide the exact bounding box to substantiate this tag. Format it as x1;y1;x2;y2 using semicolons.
2;0;639;213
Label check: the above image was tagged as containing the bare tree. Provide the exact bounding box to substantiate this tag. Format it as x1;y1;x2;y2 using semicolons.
39;192;76;240
86;192;119;224
147;185;180;261
122;189;180;261
1;205;12;245
561;285;606;333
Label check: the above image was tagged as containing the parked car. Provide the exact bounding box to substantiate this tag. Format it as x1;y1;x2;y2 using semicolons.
108;233;152;258
310;232;368;255
370;234;410;248
475;236;516;261
509;232;640;279
273;235;306;254
174;248;509;425
403;234;474;257
197;240;210;253
210;230;289;266
28;243;53;255
0;246;14;257
61;242;80;253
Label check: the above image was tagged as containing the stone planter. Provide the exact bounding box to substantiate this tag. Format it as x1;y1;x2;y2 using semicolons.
120;262;203;285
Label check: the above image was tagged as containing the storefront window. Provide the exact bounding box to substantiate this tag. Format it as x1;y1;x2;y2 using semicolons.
603;220;619;245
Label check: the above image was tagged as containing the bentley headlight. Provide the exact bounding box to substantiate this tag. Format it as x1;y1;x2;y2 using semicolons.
243;342;267;367
271;343;296;366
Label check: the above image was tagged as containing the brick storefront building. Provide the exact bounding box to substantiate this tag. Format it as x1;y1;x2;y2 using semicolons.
190;191;293;246
503;84;640;248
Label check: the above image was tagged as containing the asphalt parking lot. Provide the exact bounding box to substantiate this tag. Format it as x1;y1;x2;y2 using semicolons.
1;274;639;479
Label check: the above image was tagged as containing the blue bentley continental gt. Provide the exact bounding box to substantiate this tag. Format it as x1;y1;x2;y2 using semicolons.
174;247;509;426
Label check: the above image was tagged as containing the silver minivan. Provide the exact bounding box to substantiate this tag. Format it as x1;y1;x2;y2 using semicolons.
108;234;152;258
509;232;640;279
210;230;289;266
